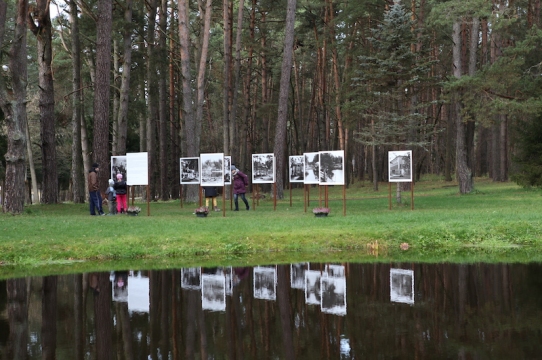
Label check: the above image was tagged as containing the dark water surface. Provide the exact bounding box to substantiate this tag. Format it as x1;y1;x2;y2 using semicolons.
1;262;541;359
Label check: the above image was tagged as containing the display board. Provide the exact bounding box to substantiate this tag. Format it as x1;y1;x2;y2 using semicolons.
200;153;225;186
388;150;412;182
180;157;200;184
289;155;304;183
319;150;345;185
126;152;148;186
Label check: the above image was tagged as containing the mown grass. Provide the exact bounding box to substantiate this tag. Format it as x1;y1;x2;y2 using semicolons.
1;177;542;278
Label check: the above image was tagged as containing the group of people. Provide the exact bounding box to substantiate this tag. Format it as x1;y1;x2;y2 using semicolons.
88;163;127;216
88;163;250;216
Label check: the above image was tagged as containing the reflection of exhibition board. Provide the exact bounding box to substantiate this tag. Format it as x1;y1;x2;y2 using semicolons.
127;152;149;186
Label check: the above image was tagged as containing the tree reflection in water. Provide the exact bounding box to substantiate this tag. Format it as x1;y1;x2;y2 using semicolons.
0;262;542;359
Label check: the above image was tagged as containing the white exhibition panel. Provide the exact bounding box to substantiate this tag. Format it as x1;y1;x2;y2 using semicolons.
126;152;149;186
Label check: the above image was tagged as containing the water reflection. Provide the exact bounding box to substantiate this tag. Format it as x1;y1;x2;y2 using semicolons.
1;262;542;359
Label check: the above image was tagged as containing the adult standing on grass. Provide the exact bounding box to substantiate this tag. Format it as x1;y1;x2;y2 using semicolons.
88;163;105;216
114;173;128;214
232;165;250;211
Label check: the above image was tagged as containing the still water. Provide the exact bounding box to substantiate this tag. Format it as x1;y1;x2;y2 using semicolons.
1;262;541;359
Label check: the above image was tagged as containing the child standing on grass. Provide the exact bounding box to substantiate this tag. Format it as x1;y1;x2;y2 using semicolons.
203;186;220;211
114;173;128;214
105;179;116;215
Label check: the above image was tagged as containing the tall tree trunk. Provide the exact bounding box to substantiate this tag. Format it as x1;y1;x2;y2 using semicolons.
159;0;169;200
178;0;198;201
116;0;133;156
69;0;85;203
328;0;345;151
146;0;158;200
93;0;113;189
273;0;297;199
28;0;58;204
25;120;39;203
195;0;212;152
230;0;245;158
112;39;119;155
0;0;29;214
499;115;508;181
169;0;180;199
223;0;232;155
453;21;473;194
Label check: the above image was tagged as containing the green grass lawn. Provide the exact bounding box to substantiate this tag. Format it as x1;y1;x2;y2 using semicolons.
1;177;542;278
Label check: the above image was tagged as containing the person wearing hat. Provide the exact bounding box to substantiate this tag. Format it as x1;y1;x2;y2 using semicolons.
88;163;105;215
231;165;250;211
113;173;128;214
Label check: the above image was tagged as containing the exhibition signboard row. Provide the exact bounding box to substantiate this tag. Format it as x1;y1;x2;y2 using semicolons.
109;150;413;215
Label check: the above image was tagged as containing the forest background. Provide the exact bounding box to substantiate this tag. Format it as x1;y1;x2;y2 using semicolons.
0;0;542;214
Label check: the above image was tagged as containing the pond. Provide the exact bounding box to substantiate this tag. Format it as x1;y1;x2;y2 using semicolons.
1;262;541;359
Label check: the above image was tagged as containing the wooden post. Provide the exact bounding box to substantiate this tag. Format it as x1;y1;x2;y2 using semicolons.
273;182;277;210
198;185;202;206
411;181;415;210
146;186;150;216
319;185;322;207
223;187;226;217
180;185;183;208
388;182;392;210
343;184;346;216
304;184;307;213
289;182;292;207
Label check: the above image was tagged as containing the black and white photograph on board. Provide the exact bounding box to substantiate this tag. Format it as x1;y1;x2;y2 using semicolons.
224;156;232;185
305;270;322;305
319;150;345;185
321;276;347;315
253;266;277;300
390;268;414;305
388;150;412;182
201;274;226;311
324;264;345;278
181;267;201;290
111;156;127;183
289;155;305;183
291;263;308;289
252;153;275;184
180;157;200;184
304;152;320;184
200;153;224;186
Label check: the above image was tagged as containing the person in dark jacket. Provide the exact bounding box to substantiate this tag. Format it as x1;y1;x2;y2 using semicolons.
114;173;128;213
203;186;220;211
88;163;104;215
231;165;250;211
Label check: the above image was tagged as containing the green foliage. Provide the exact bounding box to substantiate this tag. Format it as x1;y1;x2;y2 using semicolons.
348;2;439;149
511;114;542;187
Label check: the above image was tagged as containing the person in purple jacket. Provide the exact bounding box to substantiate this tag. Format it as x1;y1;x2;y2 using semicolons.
231;165;250;211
